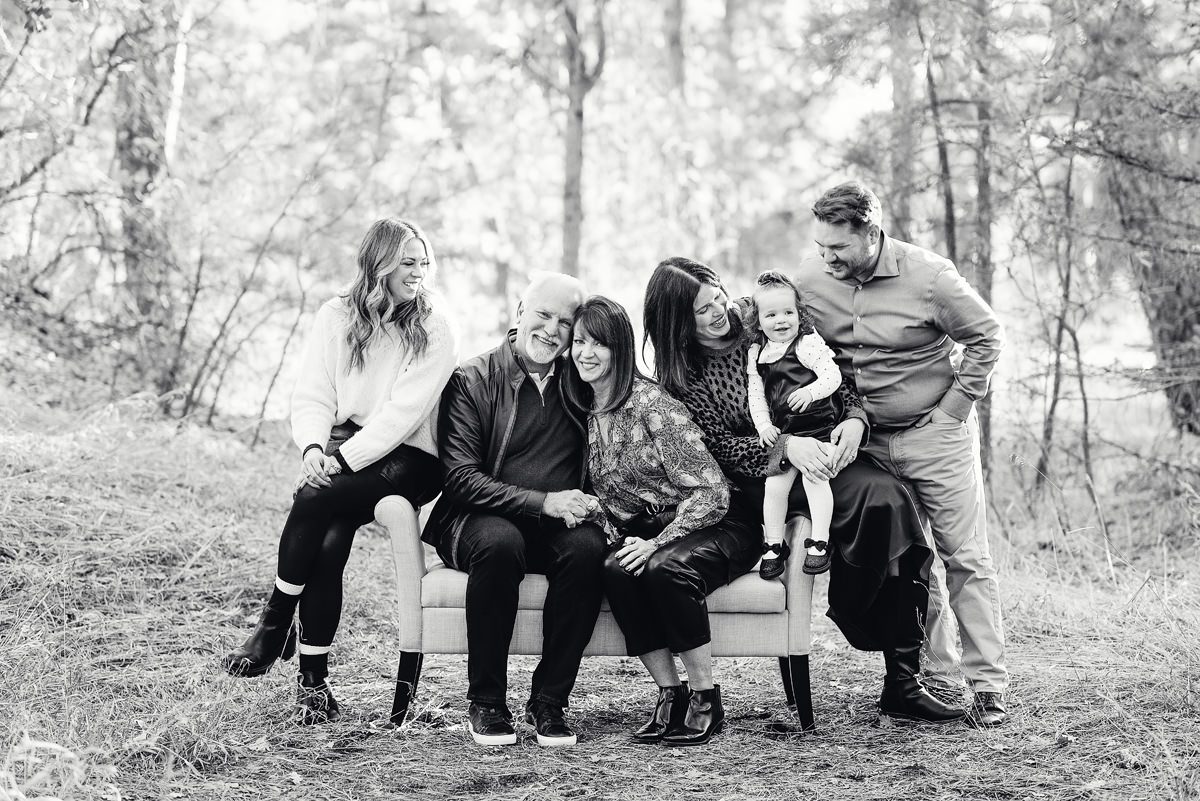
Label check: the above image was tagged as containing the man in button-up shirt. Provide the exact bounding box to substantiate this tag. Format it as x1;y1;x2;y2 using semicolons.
796;181;1008;728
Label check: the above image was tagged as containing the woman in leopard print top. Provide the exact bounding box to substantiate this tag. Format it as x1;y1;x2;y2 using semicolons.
644;257;962;726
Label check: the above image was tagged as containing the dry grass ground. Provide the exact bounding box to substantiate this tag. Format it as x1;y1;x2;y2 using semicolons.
1;387;1197;801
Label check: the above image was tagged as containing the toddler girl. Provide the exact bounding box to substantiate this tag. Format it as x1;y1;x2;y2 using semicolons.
746;270;844;579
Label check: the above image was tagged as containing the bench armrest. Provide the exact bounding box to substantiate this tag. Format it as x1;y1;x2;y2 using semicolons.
782;514;815;656
376;495;426;652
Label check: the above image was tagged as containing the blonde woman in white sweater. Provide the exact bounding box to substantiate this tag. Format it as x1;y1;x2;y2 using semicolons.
222;218;457;724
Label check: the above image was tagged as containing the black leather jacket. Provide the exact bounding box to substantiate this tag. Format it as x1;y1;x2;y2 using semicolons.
422;330;587;566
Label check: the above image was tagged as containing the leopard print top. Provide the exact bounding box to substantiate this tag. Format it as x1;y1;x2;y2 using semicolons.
674;330;867;481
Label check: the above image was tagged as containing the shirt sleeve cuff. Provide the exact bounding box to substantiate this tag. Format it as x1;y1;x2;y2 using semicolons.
526;490;549;518
302;443;324;459
938;390;974;422
845;408;870;445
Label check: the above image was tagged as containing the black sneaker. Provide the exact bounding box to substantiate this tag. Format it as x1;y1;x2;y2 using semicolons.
523;700;577;747
467;702;516;746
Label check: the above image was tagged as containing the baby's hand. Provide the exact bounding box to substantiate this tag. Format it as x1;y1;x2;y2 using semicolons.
786;387;813;412
758;424;781;447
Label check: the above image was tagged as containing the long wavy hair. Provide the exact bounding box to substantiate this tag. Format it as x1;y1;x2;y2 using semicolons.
642;257;741;397
564;296;645;416
342;218;435;372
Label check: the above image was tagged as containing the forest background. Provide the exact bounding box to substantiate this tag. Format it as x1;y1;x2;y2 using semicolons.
1;0;1198;799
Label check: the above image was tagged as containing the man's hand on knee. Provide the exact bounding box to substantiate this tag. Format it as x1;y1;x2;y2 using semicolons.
543;490;600;528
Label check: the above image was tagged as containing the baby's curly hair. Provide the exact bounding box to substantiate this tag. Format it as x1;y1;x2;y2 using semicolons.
746;269;815;346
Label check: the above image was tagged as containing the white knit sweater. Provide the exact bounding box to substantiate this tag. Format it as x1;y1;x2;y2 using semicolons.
290;297;458;472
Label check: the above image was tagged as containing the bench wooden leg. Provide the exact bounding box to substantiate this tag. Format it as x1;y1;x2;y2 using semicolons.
778;654;815;731
390;650;424;725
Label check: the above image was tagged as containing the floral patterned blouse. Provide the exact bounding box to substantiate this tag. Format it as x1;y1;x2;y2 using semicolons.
588;378;730;549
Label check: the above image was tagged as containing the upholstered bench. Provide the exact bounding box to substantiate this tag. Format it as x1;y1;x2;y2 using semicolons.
377;495;817;730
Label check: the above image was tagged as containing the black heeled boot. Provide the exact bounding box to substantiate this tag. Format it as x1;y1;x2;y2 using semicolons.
878;579;964;724
662;685;724;746
221;592;299;678
295;671;341;725
632;682;688;744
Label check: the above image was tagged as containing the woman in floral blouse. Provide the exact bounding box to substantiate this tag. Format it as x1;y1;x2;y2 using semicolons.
564;296;761;747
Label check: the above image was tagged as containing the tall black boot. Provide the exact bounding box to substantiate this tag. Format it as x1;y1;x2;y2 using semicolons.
632;682;688;744
221;589;299;678
878;579;964;724
662;685;724;746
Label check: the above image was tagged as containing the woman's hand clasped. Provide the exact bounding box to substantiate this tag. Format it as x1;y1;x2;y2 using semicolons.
543;489;601;528
784;435;835;482
298;448;333;490
615;536;658;576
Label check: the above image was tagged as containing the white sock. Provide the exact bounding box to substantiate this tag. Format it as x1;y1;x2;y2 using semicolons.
275;577;305;595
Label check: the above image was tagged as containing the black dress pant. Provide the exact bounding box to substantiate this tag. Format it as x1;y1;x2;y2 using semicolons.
279;443;441;648
603;491;762;657
443;514;607;708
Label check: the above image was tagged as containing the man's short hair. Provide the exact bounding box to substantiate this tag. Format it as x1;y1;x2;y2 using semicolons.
812;181;883;232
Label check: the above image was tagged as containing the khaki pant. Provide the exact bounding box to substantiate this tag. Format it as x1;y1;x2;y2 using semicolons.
861;411;1008;693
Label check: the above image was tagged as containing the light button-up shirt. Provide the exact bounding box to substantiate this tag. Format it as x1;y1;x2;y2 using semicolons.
795;234;1003;430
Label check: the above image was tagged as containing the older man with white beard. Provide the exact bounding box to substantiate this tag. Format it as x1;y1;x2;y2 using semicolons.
423;273;607;747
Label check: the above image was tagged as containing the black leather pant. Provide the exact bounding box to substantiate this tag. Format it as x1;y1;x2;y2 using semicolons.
603;493;762;657
278;443;440;648
446;514;608;708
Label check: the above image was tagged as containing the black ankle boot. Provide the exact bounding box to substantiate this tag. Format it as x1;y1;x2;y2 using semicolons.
295;671;340;725
221;593;298;678
632;682;688;744
878;579;964;724
662;685;724;746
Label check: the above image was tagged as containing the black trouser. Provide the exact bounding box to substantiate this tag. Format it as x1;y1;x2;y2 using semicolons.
278;444;441;648
603;492;762;657
444;514;607;708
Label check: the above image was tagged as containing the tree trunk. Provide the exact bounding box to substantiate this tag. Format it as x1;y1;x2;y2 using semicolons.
163;0;193;167
888;0;916;242
114;9;177;394
665;0;685;94
923;44;956;264
719;0;737;97
1109;166;1200;435
558;0;605;279
971;0;995;474
1034;104;1082;493
563;69;584;277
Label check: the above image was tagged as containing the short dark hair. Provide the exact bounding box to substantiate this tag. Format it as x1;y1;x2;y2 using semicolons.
642;257;742;397
812;181;883;232
563;295;644;415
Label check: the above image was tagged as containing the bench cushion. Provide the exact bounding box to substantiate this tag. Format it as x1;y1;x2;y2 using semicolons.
420;562;786;614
